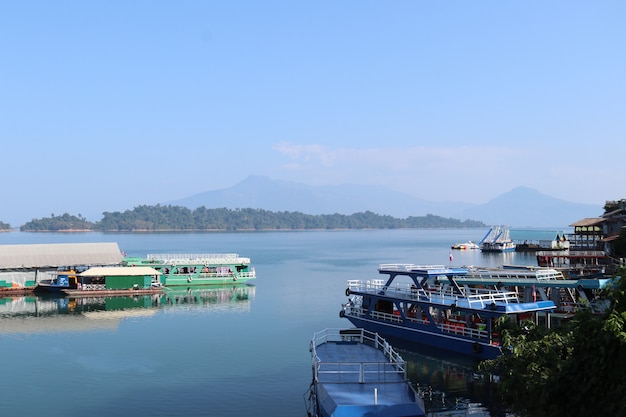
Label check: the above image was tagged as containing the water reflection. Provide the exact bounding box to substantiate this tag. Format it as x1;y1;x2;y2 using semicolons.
386;340;509;417
0;284;255;334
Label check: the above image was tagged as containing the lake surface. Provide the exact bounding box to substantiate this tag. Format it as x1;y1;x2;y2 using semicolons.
0;229;535;416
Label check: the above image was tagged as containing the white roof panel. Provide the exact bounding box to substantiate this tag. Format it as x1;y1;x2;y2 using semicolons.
80;267;161;277
0;242;124;269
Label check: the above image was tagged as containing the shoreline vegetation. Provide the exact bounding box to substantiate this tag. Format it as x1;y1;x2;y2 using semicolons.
5;205;485;232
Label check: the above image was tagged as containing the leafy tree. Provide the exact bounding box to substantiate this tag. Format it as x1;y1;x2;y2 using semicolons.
0;221;11;230
480;269;626;416
20;213;94;231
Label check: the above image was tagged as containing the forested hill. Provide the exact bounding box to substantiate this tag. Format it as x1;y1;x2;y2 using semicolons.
19;205;485;232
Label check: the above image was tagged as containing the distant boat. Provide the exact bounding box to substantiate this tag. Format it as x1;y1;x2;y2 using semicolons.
306;328;426;417
451;241;480;250
479;226;516;252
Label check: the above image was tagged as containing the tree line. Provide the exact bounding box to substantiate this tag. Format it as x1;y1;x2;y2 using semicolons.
17;205;486;231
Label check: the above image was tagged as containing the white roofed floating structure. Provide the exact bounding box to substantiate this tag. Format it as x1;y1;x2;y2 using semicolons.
0;242;125;291
36;266;163;295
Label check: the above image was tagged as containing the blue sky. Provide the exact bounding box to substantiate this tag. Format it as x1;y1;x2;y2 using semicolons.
1;1;624;225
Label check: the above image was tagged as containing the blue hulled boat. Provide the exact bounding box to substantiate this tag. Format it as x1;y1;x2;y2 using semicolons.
307;328;425;417
340;264;556;360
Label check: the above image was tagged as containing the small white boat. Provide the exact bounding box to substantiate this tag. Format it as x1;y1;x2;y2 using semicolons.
451;241;479;250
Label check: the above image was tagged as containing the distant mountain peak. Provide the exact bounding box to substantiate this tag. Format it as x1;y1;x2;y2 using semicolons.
167;177;601;228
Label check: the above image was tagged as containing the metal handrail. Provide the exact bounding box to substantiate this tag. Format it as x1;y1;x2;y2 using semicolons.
346;307;493;342
347;280;520;305
311;328;407;384
466;268;565;282
378;263;448;272
147;253;250;263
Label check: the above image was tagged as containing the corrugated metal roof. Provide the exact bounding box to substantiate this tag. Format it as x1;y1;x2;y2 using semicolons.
510;229;565;241
569;218;605;227
0;242;124;269
80;267;160;277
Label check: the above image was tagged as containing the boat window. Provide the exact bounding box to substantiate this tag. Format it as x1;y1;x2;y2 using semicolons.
375;299;394;314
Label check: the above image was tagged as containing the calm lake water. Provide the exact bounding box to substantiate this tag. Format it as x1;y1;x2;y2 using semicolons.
0;229;537;416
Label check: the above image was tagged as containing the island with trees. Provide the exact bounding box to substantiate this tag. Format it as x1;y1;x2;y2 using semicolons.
14;205;486;232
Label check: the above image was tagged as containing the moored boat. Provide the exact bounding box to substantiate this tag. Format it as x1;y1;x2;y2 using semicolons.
479;226;516;252
34;269;81;293
340;264;555;360
123;253;256;286
306;328;426;417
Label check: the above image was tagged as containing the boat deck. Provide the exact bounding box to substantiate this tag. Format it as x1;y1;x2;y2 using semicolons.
347;279;523;310
315;341;405;384
456;276;613;289
311;329;425;416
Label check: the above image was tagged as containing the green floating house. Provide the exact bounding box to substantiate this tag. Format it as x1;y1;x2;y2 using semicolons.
78;267;161;290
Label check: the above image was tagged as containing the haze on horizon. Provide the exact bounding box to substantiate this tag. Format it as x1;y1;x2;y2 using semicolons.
1;2;624;226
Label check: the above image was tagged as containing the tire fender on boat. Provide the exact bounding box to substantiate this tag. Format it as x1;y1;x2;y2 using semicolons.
187;277;193;283
472;342;482;354
345;288;351;297
339;310;345;318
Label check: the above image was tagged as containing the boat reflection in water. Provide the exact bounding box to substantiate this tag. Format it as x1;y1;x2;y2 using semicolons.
385;338;507;417
0;284;255;334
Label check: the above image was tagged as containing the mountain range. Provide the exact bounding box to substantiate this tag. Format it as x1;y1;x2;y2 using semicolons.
167;175;602;228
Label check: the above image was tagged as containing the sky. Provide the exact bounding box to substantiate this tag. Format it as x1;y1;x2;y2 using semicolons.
1;1;624;226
